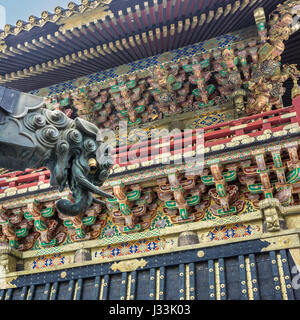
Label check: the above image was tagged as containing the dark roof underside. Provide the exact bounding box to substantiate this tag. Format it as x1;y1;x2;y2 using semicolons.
0;0;289;93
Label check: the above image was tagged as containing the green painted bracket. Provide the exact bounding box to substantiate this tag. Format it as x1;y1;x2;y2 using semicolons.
82;216;96;226
119;203;132;216
24;211;34;221
127;190;141;201
216;183;227;198
63;220;75;228
111;83;123;93
186;195;200;206
164;195;200;209
179;208;189;220
183;64;193;72
34;219;47;232
206;84;216;95
108;190;141;203
135;105;145;114
172;82;182;91
219;69;229;77
164;200;177;209
15;228;29;238
192;86;216;97
200;59;210;69
201;170;237;186
126;80;137;89
93;102;103;111
128;118;142;126
286;168;300;184
9;239;20;249
123;224;142;233
215;206;237;216
111;80;137;93
41;207;54;218
194;100;214;109
248;183;263;194
40;239;57;248
257;22;266;31
76;228;86;239
59;98;70;107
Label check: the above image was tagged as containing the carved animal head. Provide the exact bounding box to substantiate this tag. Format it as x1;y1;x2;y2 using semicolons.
0;88;114;217
46;114;114;216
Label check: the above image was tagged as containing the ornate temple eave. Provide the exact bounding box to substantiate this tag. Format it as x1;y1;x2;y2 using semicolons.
0;0;284;91
0;26;259;92
2;0;276;41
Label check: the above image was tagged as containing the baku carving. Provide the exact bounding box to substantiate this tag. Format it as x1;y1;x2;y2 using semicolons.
0;87;114;217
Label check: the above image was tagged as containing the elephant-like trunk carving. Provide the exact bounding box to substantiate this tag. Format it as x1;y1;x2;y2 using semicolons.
0;87;114;217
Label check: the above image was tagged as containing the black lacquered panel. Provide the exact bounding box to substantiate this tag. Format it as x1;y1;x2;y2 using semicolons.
195;261;209;300
107;273;122;300
81;278;96;300
56;281;69;300
255;253;275;300
165;266;179;300
135;270;150;300
224;257;240;300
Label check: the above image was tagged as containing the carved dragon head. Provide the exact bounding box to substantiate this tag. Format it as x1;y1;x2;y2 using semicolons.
0;88;114;217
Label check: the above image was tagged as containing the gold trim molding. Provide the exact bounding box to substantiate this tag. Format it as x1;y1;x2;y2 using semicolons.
58;1;112;32
110;258;148;272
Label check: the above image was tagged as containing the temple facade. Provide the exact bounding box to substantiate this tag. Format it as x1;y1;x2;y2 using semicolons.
1;0;300;300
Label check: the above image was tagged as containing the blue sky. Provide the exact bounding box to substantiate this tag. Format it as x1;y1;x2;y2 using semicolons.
0;0;81;29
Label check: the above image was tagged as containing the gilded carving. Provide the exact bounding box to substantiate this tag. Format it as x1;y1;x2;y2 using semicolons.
58;1;113;32
110;258;148;272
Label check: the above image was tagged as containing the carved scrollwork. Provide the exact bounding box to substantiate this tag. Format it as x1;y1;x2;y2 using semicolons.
62;128;83;145
24;112;46;131
83;138;97;153
36;125;60;148
43;109;70;129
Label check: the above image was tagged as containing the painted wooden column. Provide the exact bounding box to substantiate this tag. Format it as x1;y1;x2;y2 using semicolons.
102;275;110;300
248;254;261;300
74;278;83;300
66;280;75;300
218;258;227;300
188;263;195;300
238;255;248;300
208;260;216;300
149;268;156;300
178;264;185;300
269;251;283;300
279;250;295;300
128;271;137;300
120;272;128;300
4;288;12;300
278;250;295;300
49;282;58;300
27;285;35;300
158;267;165;300
42;283;51;300
20;286;28;301
93;276;100;300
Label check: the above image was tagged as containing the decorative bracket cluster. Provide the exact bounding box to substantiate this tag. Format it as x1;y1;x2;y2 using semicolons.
107;182;157;233
0;197;107;250
58;201;106;241
0;200;64;250
155;171;208;224
202;164;244;217
240;143;300;208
